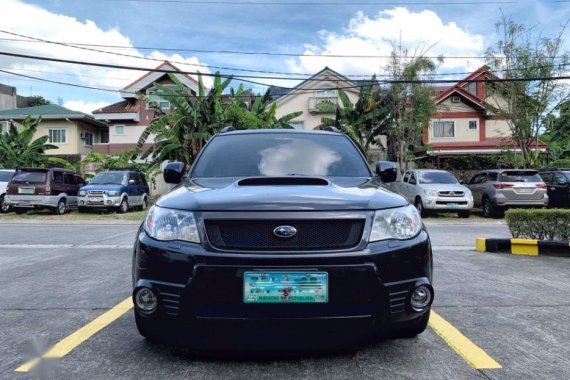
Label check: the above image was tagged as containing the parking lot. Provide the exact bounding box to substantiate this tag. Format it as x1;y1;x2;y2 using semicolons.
1;219;570;379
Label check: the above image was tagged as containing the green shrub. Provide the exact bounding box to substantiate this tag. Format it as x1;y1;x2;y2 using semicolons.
543;159;570;169
505;209;570;241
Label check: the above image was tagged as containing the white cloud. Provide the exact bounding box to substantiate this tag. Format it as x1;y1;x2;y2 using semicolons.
0;0;213;93
63;100;110;115
286;8;486;78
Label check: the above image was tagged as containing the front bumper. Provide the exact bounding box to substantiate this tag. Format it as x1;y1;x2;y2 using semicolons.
132;228;433;346
5;195;60;208
422;196;473;211
78;195;122;208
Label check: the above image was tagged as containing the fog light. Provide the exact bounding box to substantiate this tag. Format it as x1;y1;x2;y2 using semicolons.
80;200;84;205
135;287;158;313
410;285;432;311
107;200;112;205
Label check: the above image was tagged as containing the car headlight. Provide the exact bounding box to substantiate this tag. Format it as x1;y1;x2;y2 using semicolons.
424;189;438;197
108;190;118;196
144;206;200;243
79;190;86;196
369;204;422;242
465;190;473;199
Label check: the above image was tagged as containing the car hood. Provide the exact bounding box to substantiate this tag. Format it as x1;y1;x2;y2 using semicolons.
80;184;124;192
157;177;408;211
420;183;469;192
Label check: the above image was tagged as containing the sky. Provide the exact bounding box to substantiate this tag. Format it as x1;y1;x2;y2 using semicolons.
0;0;568;114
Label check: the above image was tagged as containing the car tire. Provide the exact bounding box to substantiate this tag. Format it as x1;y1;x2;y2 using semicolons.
482;197;493;218
14;207;27;215
117;198;129;214
458;210;470;218
389;310;431;339
415;197;427;217
53;199;66;215
0;195;11;213
140;196;148;211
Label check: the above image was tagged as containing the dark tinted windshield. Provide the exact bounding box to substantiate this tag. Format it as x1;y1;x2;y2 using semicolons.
192;133;371;178
0;171;14;182
12;170;47;184
419;171;458;184
499;171;542;183
90;172;126;185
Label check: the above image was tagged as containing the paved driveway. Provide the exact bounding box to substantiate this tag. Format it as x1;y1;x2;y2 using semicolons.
1;220;569;379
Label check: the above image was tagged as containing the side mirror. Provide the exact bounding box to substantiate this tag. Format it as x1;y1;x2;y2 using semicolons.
459;179;466;185
163;162;186;184
375;161;398;183
128;179;135;185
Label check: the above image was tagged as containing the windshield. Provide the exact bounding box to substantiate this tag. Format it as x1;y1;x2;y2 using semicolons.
89;172;126;185
12;170;47;184
500;171;542;183
418;171;459;184
0;171;14;182
192;133;371;178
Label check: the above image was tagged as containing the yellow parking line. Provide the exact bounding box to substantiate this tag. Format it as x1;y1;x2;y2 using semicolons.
429;310;502;369
15;297;133;373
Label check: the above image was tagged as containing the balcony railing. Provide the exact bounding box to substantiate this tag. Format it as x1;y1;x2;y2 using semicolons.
308;97;338;113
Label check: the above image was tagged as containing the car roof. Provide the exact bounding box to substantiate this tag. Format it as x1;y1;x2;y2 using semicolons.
17;167;75;172
216;129;343;137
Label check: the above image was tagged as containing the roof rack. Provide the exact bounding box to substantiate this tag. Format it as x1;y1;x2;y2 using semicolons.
318;126;341;133
219;125;236;133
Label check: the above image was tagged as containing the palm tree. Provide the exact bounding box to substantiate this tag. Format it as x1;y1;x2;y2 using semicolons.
317;77;393;155
0;116;72;169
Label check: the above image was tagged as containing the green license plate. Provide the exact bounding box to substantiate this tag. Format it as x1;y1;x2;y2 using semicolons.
243;271;328;303
446;203;459;208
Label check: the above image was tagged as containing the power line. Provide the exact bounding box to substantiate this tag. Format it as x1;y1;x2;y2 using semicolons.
2;50;569;84
100;0;520;5
4;35;568;60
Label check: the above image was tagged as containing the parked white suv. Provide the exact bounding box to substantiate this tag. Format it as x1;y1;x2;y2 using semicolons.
0;169;15;213
390;169;474;218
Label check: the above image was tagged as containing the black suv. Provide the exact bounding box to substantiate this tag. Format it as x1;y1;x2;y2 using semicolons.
132;130;433;351
539;168;570;208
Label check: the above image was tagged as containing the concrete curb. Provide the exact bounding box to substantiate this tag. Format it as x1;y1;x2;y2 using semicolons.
475;238;570;257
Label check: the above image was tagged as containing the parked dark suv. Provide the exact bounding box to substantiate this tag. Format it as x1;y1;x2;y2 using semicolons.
78;170;150;213
132;129;434;352
539;168;570;208
6;168;86;215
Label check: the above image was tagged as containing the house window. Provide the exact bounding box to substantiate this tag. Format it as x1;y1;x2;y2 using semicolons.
433;121;455;138
146;86;173;110
48;129;67;144
83;131;93;146
114;125;125;135
288;121;304;129
469;120;478;130
467;82;476;95
315;88;337;98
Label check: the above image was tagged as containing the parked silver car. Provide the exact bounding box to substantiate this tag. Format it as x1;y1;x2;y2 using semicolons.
390;169;473;218
468;169;548;218
0;169;16;213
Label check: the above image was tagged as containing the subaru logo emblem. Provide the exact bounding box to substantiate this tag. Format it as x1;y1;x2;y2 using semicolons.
273;225;297;238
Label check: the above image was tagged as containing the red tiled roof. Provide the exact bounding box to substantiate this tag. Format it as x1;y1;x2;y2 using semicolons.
122;60;199;92
93;100;140;114
430;137;547;150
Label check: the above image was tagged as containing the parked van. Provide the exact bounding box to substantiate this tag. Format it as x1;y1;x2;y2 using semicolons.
5;168;86;215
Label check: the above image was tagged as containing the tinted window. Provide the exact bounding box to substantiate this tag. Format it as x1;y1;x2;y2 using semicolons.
469;173;486;184
488;172;498;181
53;171;64;184
540;173;553;184
499;171;542;183
12;170;47;184
192;133;371;178
0;171;14;182
554;174;568;185
402;172;411;183
419;171;458;184
90;172;126;185
64;174;75;185
409;173;417;184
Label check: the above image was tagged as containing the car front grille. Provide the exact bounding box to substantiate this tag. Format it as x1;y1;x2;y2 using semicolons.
205;219;365;251
88;190;105;195
438;191;465;197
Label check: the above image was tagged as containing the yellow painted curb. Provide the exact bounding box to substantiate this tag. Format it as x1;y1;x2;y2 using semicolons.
475;238;486;253
511;239;538;256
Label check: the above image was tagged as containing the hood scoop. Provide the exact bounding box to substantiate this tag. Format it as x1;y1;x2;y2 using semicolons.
237;176;330;186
